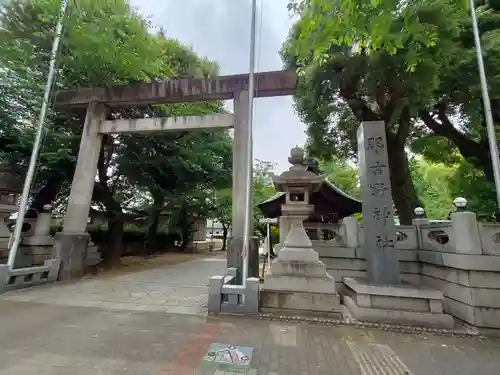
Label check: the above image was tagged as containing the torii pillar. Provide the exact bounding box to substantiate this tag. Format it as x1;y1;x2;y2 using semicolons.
227;90;259;281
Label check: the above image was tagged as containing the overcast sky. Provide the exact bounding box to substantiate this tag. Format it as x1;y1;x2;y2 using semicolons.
130;0;306;173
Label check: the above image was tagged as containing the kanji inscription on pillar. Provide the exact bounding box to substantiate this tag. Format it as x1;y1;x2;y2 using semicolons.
357;121;400;284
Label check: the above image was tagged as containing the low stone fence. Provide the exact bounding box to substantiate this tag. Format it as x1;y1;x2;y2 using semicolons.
315;211;500;332
0;259;60;293
208;267;260;315
0;206;101;281
0;238;101;269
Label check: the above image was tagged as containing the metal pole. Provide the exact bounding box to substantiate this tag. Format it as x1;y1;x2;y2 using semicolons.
470;0;500;211
210;191;215;251
266;222;271;270
241;0;258;286
7;0;69;269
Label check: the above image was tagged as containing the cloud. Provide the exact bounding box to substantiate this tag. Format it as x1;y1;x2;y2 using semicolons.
131;0;306;172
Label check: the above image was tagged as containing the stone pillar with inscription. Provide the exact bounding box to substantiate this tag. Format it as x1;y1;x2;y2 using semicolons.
357;121;400;284
342;121;453;328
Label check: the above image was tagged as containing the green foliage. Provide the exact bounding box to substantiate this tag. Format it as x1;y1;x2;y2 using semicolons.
0;0;165;176
410;158;455;219
287;0;466;71
0;0;234;258
210;160;279;240
51;224;179;253
409;156;498;221
448;160;498;220
284;0;500;223
253;160;277;237
0;0;229;190
210;188;232;230
320;159;359;198
410;136;463;165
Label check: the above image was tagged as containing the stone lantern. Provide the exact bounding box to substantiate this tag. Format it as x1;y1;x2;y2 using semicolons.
271;146;325;263
262;147;340;310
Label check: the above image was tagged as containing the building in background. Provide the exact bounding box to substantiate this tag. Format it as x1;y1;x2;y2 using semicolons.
206;219;231;239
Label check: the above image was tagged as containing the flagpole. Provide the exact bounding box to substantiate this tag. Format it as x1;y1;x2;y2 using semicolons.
7;0;69;269
469;0;500;211
242;0;258;285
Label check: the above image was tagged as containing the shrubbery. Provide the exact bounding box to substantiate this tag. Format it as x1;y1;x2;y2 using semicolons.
50;225;182;254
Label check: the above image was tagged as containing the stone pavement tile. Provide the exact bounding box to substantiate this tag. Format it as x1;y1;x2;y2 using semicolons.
98;301;165;312
372;329;500;375
1;254;225;315
208;317;500;375
0;352;155;375
2;250;500;375
1;299;500;375
43;298;104;308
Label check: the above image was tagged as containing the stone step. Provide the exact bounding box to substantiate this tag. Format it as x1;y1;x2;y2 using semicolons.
261;289;341;314
344;296;455;328
269;259;327;278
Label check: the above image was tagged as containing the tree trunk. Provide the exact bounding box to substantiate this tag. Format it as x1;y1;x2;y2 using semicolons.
147;211;160;254
222;225;228;251
147;194;164;253
181;225;191;251
176;201;194;251
387;138;421;224
103;214;124;267
93;183;123;267
26;178;60;217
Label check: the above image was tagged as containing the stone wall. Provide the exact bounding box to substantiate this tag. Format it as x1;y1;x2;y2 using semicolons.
314;243;421;293
283;212;500;332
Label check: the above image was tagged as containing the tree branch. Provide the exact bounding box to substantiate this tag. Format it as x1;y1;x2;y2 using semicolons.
419;110;480;151
396;107;411;145
97;143;108;186
104;141;114;170
419;110;493;179
110;173;122;194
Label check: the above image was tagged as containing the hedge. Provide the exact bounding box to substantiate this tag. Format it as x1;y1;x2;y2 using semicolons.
50;225;181;246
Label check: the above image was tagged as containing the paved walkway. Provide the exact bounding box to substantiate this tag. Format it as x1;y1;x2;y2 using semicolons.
1;254;500;375
2;254;227;315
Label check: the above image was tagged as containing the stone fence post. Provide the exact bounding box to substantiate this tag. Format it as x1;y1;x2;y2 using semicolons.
412;219;429;250
411;207;428;250
451;210;482;255
33;204;53;237
22;204;54;247
342;216;359;248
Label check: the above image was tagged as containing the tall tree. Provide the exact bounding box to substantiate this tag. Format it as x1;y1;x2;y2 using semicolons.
0;0;167;209
210;188;232;251
287;0;466;70
253;160;278;237
283;0;500;223
0;0;231;264
415;2;500;186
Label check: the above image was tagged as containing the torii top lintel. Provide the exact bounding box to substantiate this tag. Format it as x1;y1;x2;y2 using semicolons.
55;70;297;109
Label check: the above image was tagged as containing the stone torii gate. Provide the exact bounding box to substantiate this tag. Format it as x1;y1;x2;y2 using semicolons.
52;70;297;280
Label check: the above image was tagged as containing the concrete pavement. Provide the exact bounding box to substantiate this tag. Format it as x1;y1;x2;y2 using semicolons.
0;253;499;374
